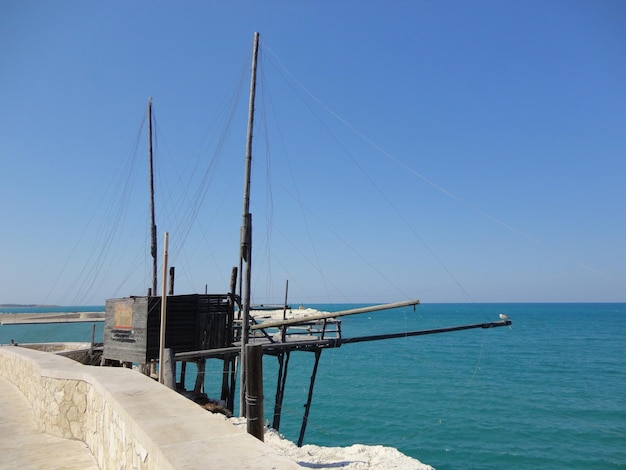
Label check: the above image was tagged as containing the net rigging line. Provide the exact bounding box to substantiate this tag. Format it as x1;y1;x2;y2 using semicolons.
47;110;147;306
148;64;249;293
262;46;466;303
250;59;280;302
257;46;395;304
263;42;620;289
250;53;340;305
69;129;146;305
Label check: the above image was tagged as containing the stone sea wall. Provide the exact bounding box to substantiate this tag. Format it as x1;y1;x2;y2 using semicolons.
0;345;299;470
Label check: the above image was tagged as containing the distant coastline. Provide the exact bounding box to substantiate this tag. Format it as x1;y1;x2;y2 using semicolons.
0;304;58;308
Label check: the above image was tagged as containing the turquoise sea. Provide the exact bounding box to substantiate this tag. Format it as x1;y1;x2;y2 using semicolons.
1;303;624;469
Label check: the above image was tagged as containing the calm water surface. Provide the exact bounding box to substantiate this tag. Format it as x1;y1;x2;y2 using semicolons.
2;303;624;469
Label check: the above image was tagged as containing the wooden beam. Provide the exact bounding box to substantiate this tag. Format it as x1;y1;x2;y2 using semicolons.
174;319;511;361
250;299;420;330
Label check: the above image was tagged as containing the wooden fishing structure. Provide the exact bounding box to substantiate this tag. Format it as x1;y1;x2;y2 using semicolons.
101;31;513;446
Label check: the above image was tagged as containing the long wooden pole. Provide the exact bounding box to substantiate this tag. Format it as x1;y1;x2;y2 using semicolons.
175;319;512;361
158;231;169;384
148;97;158;296
330;319;513;345
239;31;260;417
251;299;420;330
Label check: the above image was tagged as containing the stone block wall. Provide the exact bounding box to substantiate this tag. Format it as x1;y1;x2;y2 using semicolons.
0;346;157;469
0;345;299;470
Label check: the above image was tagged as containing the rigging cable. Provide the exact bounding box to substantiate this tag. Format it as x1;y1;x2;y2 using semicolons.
263;47;466;303
261;49;501;432
47;110;147;305
148;63;248;293
262;42;619;293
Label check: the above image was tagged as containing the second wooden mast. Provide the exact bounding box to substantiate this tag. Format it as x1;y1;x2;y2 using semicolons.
239;31;260;417
148;97;158;296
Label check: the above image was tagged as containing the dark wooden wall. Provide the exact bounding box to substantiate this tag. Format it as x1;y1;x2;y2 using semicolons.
103;294;233;364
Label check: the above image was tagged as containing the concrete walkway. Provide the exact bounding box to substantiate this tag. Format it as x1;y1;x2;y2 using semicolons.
0;376;99;469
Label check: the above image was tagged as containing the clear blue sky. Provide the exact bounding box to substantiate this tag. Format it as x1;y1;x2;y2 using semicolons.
1;1;625;306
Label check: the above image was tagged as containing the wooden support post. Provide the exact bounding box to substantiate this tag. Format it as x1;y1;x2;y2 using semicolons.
162;348;176;390
158;232;169;384
228;357;237;412
272;350;290;431
169;266;175;295
281;279;289;343
228;266;238;344
89;323;95;357
221;359;231;403
245;344;264;442
298;349;322;447
180;361;187;389
221;268;238;411
194;359;205;395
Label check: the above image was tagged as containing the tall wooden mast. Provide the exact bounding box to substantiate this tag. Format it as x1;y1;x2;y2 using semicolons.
148;97;158;296
239;31;260;416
